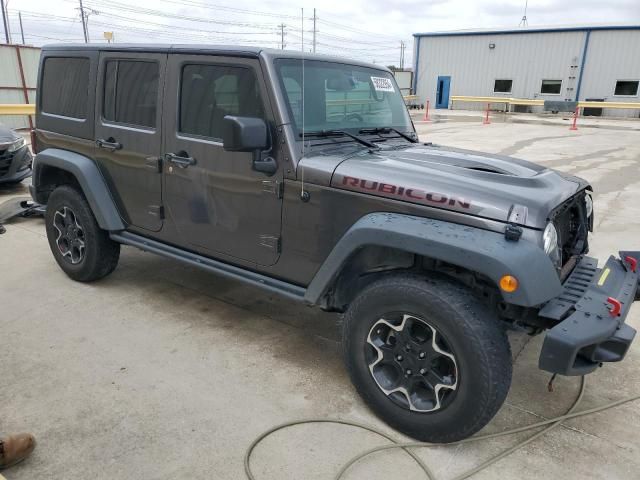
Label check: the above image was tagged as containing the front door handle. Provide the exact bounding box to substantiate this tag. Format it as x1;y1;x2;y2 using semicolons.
165;152;196;168
96;137;122;152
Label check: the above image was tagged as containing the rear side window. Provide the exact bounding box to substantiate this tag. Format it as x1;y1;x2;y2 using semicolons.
41;57;90;119
103;60;159;128
179;64;264;140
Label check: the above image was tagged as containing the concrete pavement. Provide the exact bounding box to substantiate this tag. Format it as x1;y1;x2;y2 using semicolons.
1;116;639;479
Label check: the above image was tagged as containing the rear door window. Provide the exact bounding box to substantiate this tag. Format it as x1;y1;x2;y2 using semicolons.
41;57;90;119
103;60;159;128
179;64;264;140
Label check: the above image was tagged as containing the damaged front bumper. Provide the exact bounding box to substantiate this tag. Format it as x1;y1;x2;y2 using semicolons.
0;196;45;234
538;252;639;376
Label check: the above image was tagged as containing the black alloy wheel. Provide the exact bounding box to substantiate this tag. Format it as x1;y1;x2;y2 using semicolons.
366;313;458;412
52;206;86;264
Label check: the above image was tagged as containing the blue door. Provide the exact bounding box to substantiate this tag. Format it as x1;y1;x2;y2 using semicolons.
435;76;451;109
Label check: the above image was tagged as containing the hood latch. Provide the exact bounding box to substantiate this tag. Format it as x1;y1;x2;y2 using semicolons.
504;224;523;242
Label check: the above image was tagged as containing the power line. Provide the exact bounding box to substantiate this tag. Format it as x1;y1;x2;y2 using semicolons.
154;0;300;20
317;16;398;40
12;10;283;45
8;2;412;66
82;0;282;30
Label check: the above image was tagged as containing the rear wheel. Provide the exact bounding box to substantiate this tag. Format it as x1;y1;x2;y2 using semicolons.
45;185;120;282
343;273;512;443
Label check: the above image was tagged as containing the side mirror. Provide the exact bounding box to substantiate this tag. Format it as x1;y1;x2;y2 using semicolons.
222;116;268;152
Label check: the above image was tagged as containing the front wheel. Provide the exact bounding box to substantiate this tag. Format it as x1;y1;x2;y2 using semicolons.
343;273;512;443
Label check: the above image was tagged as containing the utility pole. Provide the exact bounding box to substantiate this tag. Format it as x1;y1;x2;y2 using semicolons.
519;0;529;27
18;11;24;45
300;7;304;52
399;41;405;70
312;8;316;53
279;23;286;50
1;0;9;44
79;0;89;43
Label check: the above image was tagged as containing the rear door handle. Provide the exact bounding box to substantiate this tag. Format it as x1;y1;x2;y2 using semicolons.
165;152;196;168
96;138;123;152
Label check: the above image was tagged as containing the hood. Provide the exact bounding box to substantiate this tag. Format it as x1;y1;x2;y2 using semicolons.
0;125;20;145
301;143;588;229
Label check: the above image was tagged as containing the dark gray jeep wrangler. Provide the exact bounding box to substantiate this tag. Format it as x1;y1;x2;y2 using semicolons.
31;44;639;443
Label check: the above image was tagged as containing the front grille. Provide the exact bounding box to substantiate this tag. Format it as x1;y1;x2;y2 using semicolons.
552;191;589;268
0;148;14;177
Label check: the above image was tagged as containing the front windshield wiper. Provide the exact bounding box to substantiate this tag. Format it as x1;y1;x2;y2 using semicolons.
359;127;418;143
301;130;380;150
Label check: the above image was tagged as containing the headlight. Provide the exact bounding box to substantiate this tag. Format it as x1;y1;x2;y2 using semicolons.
7;138;25;153
585;193;593;218
543;222;558;255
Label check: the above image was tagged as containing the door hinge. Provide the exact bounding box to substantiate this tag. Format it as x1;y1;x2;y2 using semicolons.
261;180;283;199
259;235;281;253
145;156;162;173
148;205;165;220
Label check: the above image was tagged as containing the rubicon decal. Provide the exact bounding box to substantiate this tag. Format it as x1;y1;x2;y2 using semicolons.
340;176;472;209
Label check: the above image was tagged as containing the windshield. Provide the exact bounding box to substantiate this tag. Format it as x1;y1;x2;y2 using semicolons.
274;59;413;136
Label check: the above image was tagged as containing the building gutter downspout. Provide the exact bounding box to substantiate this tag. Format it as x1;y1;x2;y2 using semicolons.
412;36;420;95
575;29;591;102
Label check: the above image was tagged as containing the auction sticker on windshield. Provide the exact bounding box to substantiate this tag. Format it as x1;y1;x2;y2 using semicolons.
371;77;395;92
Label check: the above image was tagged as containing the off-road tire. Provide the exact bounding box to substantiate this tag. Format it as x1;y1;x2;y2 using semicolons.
45;185;120;282
343;273;512;443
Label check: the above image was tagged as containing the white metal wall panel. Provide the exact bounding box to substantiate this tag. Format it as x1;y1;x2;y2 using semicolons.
414;31;586;112
579;30;640;118
0;45;40;130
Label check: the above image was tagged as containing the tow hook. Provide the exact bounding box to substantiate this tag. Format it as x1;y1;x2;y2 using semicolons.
606;297;622;317
625;255;638;273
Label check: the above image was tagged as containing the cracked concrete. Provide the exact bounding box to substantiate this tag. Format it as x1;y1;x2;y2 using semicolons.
1;115;640;480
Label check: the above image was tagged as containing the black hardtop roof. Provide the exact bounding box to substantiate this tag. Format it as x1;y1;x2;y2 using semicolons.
41;43;389;71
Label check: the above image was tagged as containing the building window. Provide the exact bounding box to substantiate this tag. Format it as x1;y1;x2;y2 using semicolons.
493;79;512;94
41;57;90;119
179;64;264;140
614;80;639;97
103;60;159;128
541;79;562;95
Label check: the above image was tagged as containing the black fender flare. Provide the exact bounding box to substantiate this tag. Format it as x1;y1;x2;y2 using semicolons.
304;212;562;308
31;148;125;231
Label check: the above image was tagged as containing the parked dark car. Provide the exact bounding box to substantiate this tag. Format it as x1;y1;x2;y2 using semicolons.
30;44;639;443
0;124;32;185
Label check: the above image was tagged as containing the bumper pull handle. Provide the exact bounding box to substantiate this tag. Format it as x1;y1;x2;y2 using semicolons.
625;255;638;273
607;297;622;317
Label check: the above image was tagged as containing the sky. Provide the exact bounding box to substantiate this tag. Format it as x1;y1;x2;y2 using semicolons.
2;0;640;66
